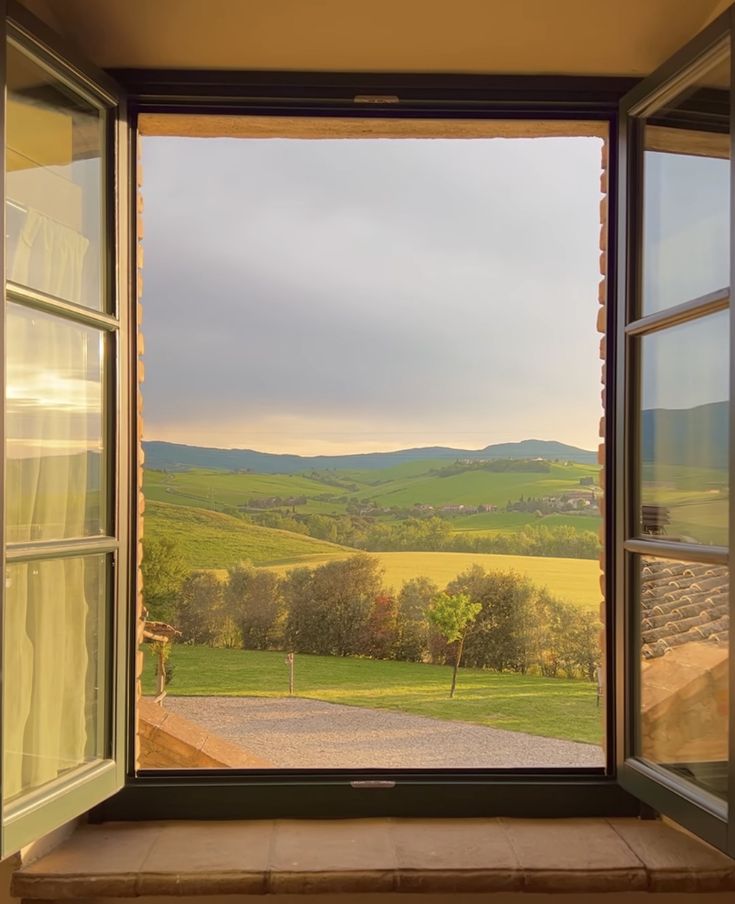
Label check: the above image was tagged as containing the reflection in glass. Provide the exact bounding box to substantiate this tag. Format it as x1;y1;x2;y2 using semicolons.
3;554;107;804
639;311;729;546
6;41;104;310
639;557;729;800
642;51;730;315
6;304;106;542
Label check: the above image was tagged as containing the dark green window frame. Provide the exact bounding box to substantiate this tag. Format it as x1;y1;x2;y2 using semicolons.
0;1;132;857
100;74;634;820
615;8;735;854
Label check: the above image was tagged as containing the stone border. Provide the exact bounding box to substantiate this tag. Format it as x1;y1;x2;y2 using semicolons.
12;818;735;897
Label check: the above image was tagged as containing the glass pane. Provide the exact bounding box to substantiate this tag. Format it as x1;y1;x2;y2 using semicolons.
6;41;105;310
639;311;729;546
642;50;730;315
6;304;107;542
3;554;108;805
638;556;729;800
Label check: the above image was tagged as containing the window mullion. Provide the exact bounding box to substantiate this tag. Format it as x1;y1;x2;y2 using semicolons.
6;282;119;331
625;287;729;337
623;538;728;565
6;537;118;562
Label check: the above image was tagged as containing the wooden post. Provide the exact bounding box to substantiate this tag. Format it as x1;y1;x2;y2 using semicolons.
286;652;295;696
155;645;166;704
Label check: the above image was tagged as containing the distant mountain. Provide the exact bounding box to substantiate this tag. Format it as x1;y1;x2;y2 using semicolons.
143;438;597;473
642;400;728;469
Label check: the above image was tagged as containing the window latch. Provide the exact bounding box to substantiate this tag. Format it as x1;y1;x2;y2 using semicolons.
350;780;396;789
353;95;400;104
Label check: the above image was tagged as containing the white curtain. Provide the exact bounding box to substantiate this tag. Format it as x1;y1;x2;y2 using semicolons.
4;209;93;801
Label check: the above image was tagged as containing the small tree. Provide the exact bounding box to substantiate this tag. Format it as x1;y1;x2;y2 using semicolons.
428;591;481;698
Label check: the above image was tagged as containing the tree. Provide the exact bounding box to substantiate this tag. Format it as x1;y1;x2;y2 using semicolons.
427;591;481;698
363;593;398;659
177;571;224;645
141;536;188;623
225;564;282;650
445;566;547;672
395;576;437;661
284;555;384;656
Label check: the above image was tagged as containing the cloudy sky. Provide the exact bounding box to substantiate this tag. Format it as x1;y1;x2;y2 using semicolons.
141;134;604;455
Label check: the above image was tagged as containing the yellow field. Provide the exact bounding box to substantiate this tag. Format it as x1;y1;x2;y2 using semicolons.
261;550;601;611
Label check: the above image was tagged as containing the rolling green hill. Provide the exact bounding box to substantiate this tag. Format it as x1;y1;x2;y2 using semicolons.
144;468;343;513
355;462;599;508
143;438;597;473
144;500;349;569
144;460;600;517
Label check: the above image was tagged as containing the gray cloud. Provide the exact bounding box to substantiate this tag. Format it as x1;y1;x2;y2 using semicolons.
141;135;603;453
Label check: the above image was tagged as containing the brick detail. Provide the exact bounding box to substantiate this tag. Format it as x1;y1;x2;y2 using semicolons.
135;134;146;768
597;137;608;729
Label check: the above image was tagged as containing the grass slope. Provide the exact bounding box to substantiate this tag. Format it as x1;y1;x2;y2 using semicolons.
263;550;600;610
145;500;349;569
142;646;602;746
144;468;340;513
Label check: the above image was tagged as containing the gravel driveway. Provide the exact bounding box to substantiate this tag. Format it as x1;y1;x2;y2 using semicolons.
163;696;604;769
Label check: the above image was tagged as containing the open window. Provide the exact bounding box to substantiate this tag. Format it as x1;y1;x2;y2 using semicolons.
616;8;735;854
0;0;733;863
0;3;131;855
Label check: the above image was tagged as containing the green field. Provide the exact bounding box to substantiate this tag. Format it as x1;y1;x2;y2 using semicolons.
145;500;349;568
142;646;603;745
144;468;343;513
640;463;728;546
450;511;601;536
144;460;601;516
350;462;599;509
263;551;600;609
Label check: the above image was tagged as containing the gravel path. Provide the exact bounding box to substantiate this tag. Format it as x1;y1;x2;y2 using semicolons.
164;696;604;769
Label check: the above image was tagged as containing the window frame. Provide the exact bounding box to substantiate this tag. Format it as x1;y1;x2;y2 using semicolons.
95;74;639;823
0;0;133;856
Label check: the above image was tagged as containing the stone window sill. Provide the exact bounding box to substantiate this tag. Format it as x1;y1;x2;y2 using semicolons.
12;817;735;897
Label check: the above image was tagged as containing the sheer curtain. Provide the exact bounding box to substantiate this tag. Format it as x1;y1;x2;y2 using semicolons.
4;209;92;801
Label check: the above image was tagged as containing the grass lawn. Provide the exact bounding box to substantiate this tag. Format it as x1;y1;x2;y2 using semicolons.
143;646;603;746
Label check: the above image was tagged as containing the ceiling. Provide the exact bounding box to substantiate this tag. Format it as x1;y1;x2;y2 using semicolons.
23;0;732;76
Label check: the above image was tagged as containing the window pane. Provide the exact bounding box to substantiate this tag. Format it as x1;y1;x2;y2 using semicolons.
642;51;730;315
6;41;104;310
6;304;107;543
638;556;729;801
639;311;729;546
3;554;108;805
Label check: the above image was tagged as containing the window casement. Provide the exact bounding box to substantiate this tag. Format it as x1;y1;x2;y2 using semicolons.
0;3;132;855
0;0;732;860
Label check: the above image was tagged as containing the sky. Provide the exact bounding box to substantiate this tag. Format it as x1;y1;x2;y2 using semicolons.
141;134;605;455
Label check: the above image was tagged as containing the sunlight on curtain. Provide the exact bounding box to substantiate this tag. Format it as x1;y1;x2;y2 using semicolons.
4;212;106;803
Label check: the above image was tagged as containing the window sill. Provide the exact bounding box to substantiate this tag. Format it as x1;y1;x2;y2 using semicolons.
12;817;735;896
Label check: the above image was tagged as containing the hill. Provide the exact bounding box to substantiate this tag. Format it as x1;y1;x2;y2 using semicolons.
642;401;728;469
144;500;350;569
143;438;596;473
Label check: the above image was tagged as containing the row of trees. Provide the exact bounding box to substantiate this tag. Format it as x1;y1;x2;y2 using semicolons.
248;512;599;559
143;539;600;682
